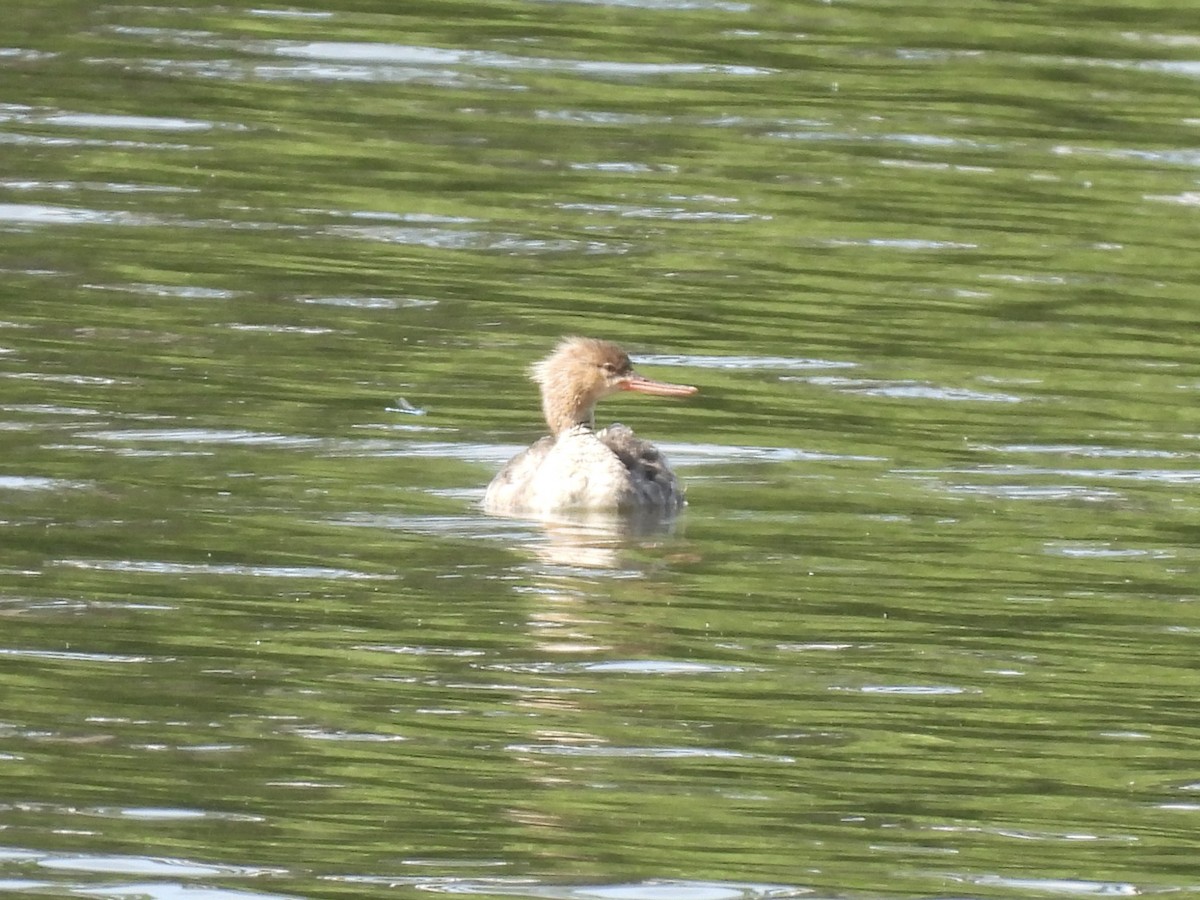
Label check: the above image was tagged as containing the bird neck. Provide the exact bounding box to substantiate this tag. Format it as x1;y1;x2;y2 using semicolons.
542;392;596;436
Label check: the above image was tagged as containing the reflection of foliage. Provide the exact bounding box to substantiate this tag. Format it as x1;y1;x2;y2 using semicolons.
1;0;1199;895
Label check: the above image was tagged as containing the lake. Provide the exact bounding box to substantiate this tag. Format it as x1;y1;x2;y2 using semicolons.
2;1;1199;898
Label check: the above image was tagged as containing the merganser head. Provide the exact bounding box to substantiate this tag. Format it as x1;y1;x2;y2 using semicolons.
531;336;697;436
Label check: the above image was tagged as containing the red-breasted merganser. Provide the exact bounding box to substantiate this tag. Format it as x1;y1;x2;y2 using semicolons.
483;337;697;515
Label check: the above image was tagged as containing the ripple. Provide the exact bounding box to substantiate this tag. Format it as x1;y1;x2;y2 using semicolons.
507;744;794;762
267;41;773;78
32;854;297;899
85;427;322;447
642;354;856;371
558;202;758;222
356;644;486;657
105;26;220;42
668;442;884;464
0;131;196;150
42;112;215;131
290;727;406;742
984;443;1194;459
824;237;978;250
985;826;1137;843
387;397;427;416
269;42;498;65
910;464;1200;485
40;856;226;876
498;660;750;675
0;475;88;491
297;295;437;309
568;161;670;173
0;178;199;194
330;513;516;537
0;202;155;226
91;806;265;823
0;106;215;132
777;642;858;652
131;57;509;87
325;223;627;254
574;660;750;674
939;482;1123;502
3;371;127;385
0;848;41;862
1120;32;1200;49
951;873;1140;896
331;878;809;900
768;129;987;151
122;37;771;86
1052;143;1200;168
339;209;478;225
54;559;393;580
535;0;752;9
1044;543;1173;559
249;8;335;18
1145;191;1200;206
0;48;55;62
854;685;972;695
536;109;669;125
0;648;158;663
84;282;238;299
224;323;340;335
549;883;805;900
324;440;518;464
804;376;1023;403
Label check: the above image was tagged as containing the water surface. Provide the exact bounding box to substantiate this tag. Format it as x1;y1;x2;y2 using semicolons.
2;1;1199;898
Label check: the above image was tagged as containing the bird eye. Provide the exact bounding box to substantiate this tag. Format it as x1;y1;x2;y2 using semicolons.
601;362;617;374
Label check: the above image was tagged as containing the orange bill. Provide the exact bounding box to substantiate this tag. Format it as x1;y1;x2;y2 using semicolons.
619;372;698;397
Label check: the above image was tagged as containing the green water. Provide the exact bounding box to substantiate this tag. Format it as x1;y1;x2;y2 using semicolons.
2;1;1199;898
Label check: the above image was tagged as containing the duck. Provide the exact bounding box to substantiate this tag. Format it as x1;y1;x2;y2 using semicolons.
483;337;697;516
